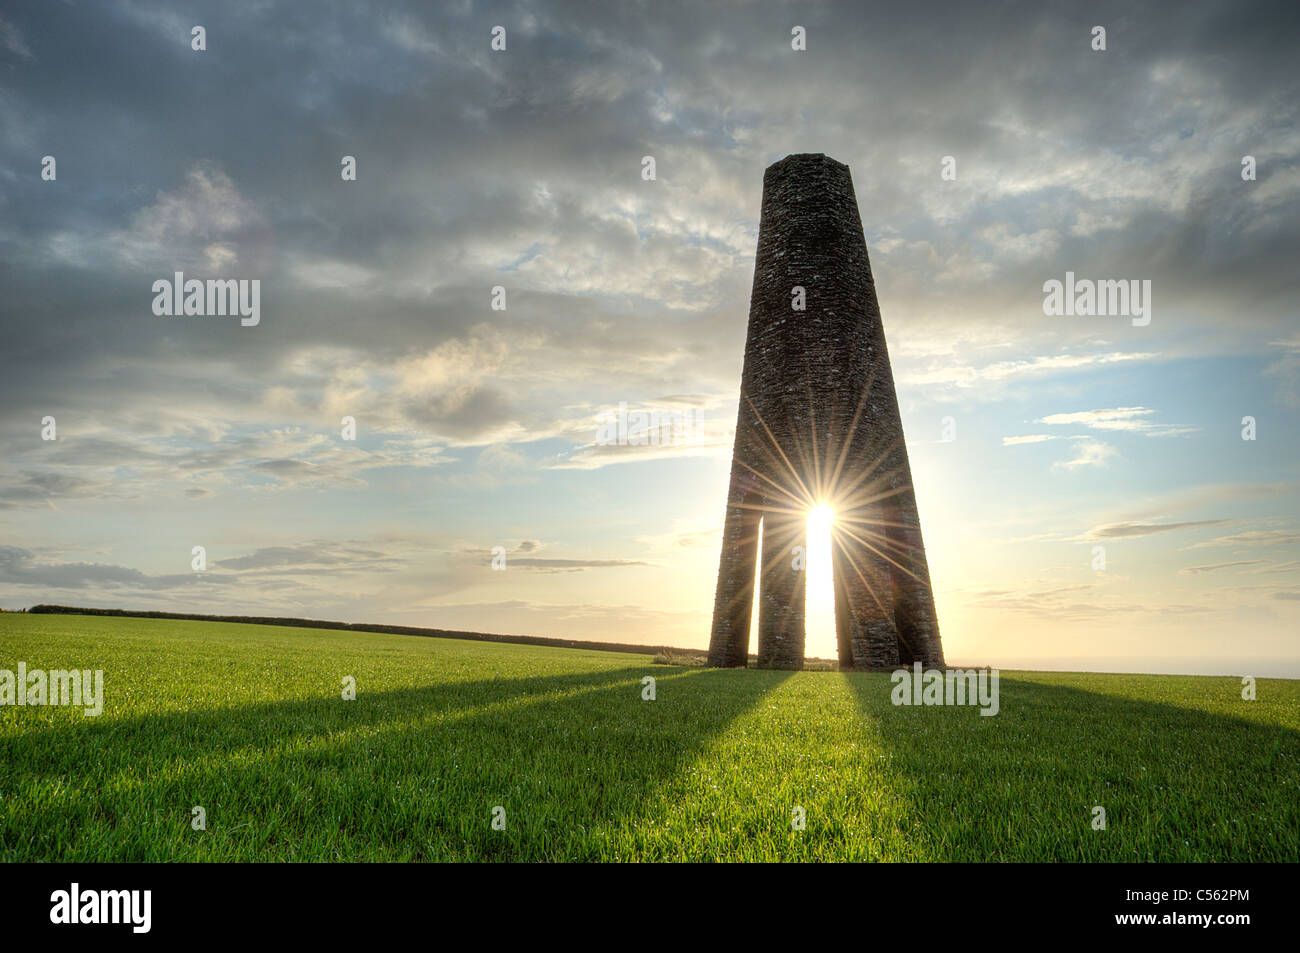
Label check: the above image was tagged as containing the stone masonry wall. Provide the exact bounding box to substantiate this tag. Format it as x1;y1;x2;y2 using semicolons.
707;154;945;670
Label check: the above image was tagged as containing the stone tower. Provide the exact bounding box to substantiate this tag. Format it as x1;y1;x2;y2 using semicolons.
707;153;944;671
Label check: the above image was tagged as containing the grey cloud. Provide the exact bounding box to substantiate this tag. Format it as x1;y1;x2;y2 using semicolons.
468;550;652;573
461;540;647;572
0;471;103;508
0;427;454;508
507;557;651;571
402;387;518;442
1;1;1298;635
0;545;232;591
1178;560;1268;574
1085;519;1233;539
1244;560;1300;574
215;543;396;571
4;0;1298;436
1190;529;1300;548
0;15;33;60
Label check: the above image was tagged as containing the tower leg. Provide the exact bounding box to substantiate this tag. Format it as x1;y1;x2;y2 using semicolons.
757;503;805;670
832;501;902;670
707;476;761;667
884;486;945;667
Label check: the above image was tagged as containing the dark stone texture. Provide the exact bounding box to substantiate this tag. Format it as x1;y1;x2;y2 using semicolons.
708;154;945;671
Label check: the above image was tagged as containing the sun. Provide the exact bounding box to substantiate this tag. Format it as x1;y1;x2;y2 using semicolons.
805;503;837;659
807;503;835;531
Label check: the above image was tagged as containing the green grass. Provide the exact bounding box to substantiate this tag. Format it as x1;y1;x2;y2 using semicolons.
1;612;1296;861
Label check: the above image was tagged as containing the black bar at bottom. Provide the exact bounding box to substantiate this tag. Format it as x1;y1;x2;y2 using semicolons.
0;862;1282;941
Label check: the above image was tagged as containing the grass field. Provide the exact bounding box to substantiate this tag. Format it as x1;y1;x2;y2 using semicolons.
1;612;1296;861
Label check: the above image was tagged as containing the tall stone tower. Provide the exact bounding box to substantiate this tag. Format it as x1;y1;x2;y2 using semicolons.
708;153;944;671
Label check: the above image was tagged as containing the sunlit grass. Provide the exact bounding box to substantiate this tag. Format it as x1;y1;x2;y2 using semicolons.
1;613;1296;861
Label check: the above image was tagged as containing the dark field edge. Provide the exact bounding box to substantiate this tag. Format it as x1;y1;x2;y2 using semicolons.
14;604;683;658
13;604;852;664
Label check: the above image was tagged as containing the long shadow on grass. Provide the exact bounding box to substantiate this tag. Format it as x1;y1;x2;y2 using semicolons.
1;663;791;861
1;664;664;756
843;671;1300;862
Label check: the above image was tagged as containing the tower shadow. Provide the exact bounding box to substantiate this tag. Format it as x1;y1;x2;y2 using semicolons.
1;663;792;861
842;670;1300;861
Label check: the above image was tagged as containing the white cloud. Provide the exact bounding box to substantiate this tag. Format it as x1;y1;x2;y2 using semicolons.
901;352;1158;390
1053;438;1117;470
94;164;273;274
1037;407;1198;437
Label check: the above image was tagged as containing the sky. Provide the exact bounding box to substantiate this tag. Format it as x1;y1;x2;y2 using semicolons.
1;0;1297;675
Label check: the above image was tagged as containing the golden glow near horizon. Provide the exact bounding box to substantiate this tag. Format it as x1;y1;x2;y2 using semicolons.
805;504;838;659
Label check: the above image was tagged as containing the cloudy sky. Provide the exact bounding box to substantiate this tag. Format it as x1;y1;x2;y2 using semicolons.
2;0;1297;674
